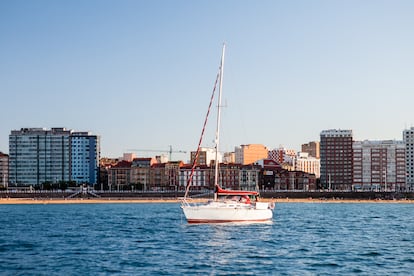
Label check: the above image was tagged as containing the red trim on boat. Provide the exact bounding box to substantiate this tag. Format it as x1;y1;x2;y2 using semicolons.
187;218;271;224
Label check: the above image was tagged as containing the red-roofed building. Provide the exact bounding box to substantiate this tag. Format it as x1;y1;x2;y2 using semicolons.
131;158;156;191
165;161;184;190
239;164;261;191
219;163;241;190
178;163;261;191
150;163;166;191
256;158;316;190
108;160;131;191
179;164;211;191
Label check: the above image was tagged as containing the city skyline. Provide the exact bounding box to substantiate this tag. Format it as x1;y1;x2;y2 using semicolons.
3;126;413;162
1;1;414;158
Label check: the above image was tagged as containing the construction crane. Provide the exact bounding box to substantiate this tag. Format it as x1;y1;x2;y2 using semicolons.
127;145;187;161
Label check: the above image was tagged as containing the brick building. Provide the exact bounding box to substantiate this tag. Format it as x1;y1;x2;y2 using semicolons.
320;129;353;190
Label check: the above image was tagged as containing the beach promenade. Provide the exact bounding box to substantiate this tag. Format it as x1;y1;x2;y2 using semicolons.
1;189;413;204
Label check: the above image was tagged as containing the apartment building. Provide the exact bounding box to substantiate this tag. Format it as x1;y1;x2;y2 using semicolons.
9;127;100;186
71;132;100;185
223;152;235;164
404;127;414;191
235;144;268;165
190;147;222;166
257;159;316;190
130;157;155;191
301;141;320;158
295;152;320;178
165;161;183;190
239;164;261;191
219;163;241;190
0;152;8;188
178;163;261;191
353;140;406;191
9;128;71;186
274;170;316;191
108;160;131;191
150;163;169;191
179;164;211;190
268;147;296;170
320;129;353;190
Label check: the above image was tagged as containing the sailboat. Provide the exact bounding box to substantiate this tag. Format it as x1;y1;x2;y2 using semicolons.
181;45;274;223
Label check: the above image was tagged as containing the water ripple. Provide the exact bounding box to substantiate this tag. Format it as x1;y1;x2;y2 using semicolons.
0;203;413;275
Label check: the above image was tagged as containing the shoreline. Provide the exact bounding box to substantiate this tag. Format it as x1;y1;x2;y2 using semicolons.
0;197;413;204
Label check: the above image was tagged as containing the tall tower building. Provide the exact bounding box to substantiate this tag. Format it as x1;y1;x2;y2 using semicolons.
9;128;71;186
9;127;100;186
71;132;100;185
403;127;414;191
353;140;406;191
320;129;353;190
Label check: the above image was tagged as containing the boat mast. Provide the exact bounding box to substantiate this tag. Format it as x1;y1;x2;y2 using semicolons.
214;44;225;200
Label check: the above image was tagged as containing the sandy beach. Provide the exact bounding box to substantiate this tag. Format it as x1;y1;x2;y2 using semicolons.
0;198;180;204
0;197;413;204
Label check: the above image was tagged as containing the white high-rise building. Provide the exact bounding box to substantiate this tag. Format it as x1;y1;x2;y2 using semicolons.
9;128;100;186
295;152;320;178
9;128;71;186
353;140;406;191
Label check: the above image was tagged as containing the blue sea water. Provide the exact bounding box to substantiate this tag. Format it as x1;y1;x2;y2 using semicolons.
0;202;413;275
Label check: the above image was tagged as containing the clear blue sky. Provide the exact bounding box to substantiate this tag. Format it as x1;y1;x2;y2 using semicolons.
1;0;414;158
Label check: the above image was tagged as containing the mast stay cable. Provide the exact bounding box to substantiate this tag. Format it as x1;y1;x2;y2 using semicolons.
184;60;222;199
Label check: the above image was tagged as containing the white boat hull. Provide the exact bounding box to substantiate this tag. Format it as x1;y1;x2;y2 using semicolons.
181;200;274;223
